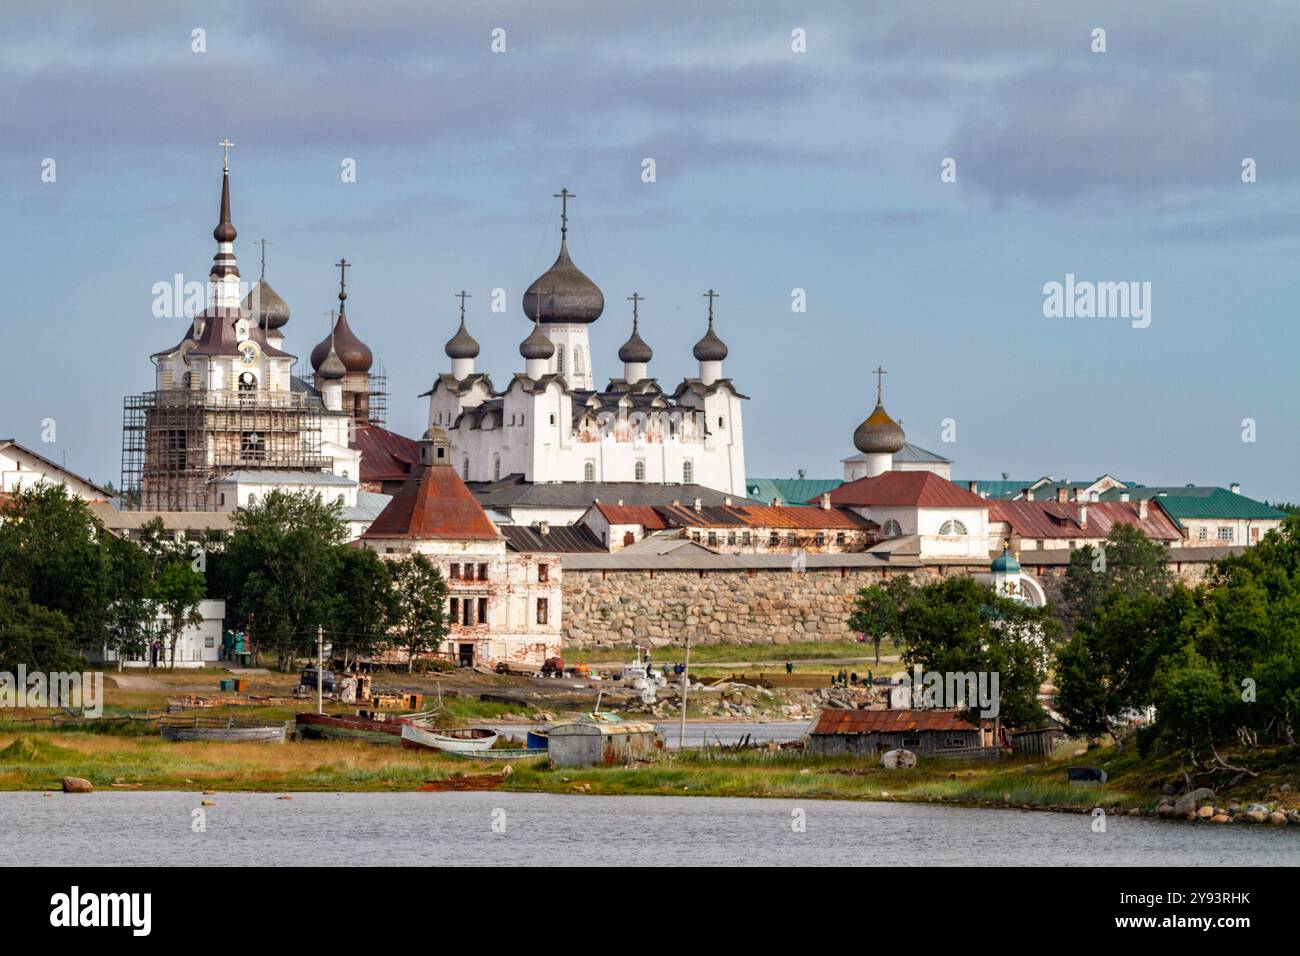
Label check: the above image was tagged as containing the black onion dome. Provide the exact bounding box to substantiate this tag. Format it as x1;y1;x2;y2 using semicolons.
520;321;556;360
618;320;652;364
853;404;906;455
693;319;728;362
311;310;373;373
444;318;480;360
522;241;604;324
243;279;290;331
318;339;347;380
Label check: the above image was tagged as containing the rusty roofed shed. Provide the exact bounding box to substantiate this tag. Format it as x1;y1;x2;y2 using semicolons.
808;708;985;758
547;720;661;768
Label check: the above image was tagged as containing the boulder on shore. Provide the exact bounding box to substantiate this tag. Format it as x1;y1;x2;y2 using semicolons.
61;776;93;794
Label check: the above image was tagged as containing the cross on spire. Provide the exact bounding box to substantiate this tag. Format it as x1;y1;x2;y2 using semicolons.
553;187;574;240
324;308;336;331
256;238;271;280
528;288;549;323
335;258;350;308
455;290;471;322
218;138;234;172
873;366;887;404
627;292;643;325
703;288;719;322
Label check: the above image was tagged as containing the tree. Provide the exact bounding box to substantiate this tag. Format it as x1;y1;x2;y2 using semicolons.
209;491;347;671
389;555;449;672
848;576;913;664
1059;522;1172;634
101;532;157;671
329;548;397;669
889;576;1058;730
0;585;76;672
1053;587;1190;748
156;559;206;671
0;484;111;652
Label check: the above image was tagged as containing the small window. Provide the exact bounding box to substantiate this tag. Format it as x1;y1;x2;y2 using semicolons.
786;533;796;546
707;532;718;546
584;460;595;482
549;413;556;425
462;458;470;479
769;531;779;547
835;532;845;546
538;563;549;583
477;563;488;581
683;460;694;484
718;416;725;428
1218;527;1233;541
493;455;501;481
727;531;737;546
573;348;584;376
1198;527;1208;541
478;597;488;622
943;737;966;749
882;519;902;537
741;531;752;546
902;736;921;748
450;563;461;580
938;519;968;536
537;597;549;625
449;597;459;623
556;350;565;375
634;459;646;481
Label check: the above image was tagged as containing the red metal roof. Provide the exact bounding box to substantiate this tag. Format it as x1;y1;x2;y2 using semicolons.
362;463;501;541
659;503;874;531
988;499;1181;541
810;708;978;735
593;502;668;529
824;471;987;509
351;424;420;484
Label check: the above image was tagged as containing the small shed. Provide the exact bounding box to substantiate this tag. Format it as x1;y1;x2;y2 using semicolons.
547;721;661;768
808;708;985;758
1011;726;1062;758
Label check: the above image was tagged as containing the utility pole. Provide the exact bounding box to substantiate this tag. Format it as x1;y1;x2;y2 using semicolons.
679;632;691;750
317;625;324;715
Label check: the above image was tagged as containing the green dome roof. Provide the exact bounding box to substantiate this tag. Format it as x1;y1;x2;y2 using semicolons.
991;544;1020;574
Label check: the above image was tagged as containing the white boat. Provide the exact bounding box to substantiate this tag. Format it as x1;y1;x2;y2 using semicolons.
400;722;498;753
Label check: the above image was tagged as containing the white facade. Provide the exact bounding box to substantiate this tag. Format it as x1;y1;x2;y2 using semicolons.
854;503;991;559
93;599;226;669
0;440;108;500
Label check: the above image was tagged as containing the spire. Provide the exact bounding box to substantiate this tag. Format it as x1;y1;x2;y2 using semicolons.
554;187;573;241
213;139;236;245
336;257;350;313
522;189;603;324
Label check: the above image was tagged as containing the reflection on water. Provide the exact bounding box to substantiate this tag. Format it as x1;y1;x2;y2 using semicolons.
3;791;1296;867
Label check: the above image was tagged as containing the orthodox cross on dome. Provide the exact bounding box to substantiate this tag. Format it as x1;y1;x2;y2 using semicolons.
256;238;271;281
553;187;574;240
218;138;234;172
627;292;643;324
323;308;335;331
873;366;887;404
528;288;549;322
703;288;719;322
335;258;350;309
455;289;471;321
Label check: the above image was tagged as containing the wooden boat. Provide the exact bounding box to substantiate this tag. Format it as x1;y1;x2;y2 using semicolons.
295;711;413;744
526;729;549;750
448;747;547;761
160;716;287;743
400;722;498;753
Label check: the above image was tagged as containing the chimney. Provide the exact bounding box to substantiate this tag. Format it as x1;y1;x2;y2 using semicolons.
1056;487;1068;504
1230;482;1241;495
980;491;988;499
724;496;733;506
538;520;550;536
1025;489;1034;501
693;498;702;513
671;499;680;507
1138;499;1149;520
968;482;978;493
1119;492;1130;502
821;493;831;510
1078;504;1088;529
617;499;624;506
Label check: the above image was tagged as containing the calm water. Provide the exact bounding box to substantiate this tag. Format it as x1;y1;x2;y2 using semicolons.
4;791;1297;866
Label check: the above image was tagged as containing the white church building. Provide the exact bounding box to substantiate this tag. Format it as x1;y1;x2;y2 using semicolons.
423;192;747;498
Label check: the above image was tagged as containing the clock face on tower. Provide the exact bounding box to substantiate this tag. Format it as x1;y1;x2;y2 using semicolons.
238;341;260;368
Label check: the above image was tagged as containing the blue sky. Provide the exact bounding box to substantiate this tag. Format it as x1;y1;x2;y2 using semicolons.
2;1;1297;501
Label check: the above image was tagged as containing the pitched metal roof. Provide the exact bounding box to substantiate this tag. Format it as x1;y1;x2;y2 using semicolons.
1098;486;1286;523
350;423;420;484
745;477;843;504
211;470;355;486
988;499;1182;541
469;481;760;510
810;708;978;735
501;524;605;553
363;463;502;541
825;471;987;508
592;502;669;529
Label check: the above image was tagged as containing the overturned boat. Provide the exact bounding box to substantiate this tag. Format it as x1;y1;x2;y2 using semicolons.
295;710;418;744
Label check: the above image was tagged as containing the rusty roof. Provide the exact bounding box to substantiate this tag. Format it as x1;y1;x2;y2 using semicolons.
824;471;988;509
810;708;978;735
351;424;420;484
655;503;874;531
362;463;501;541
593;502;669;529
989;499;1181;541
502;524;605;553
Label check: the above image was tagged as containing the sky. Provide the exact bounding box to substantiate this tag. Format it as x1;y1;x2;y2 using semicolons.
2;0;1297;502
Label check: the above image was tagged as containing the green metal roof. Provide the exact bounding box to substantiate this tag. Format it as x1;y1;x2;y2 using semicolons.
955;480;1039;500
746;477;843;506
1098;486;1287;525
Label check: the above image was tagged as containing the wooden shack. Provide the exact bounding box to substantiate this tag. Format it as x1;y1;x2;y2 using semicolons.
547;721;661;768
808;708;987;758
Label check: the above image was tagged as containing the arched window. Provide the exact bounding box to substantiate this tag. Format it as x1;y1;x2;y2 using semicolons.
462;457;470;479
493;454;501;481
584;460;595;482
882;519;902;537
573;348;584;376
634;459;646;481
938;519;968;536
682;459;694;484
556;349;565;375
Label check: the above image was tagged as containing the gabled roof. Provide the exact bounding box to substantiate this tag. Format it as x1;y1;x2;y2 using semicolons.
591;502;669;529
824;471;987;509
469;481;760;511
501;524;605;553
810;708;978;735
0;439;112;499
655;503;875;531
1097;486;1286;523
746;477;843;505
988;499;1181;541
362;462;501;541
350;424;420;484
